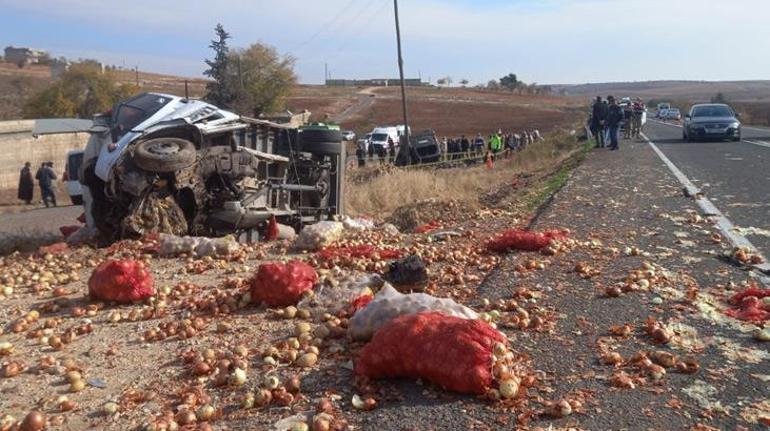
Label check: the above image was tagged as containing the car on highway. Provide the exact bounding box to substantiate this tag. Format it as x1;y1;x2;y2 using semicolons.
656;102;671;118
342;130;356;141
683;103;741;142
665;108;681;121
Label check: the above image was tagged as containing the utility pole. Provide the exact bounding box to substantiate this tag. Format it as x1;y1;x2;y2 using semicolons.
184;80;189;99
134;66;139;87
393;0;410;164
324;62;328;84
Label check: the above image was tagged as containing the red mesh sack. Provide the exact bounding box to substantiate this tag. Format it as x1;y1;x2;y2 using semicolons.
726;296;769;322
36;242;68;257
414;220;442;234
250;260;318;307
730;287;770;303
266;215;279;241
349;294;374;314
88;259;155;303
355;312;506;394
486;229;567;253
59;225;80;239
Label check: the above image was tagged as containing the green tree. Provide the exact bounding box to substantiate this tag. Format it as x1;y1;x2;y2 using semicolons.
499;73;519;91
229;43;297;116
203;24;235;108
23;63;136;118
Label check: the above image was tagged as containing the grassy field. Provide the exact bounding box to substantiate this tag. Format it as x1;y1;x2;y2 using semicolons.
345;130;586;218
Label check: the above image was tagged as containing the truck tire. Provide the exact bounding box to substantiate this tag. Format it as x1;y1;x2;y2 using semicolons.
133;138;197;172
299;129;343;154
300;128;342;143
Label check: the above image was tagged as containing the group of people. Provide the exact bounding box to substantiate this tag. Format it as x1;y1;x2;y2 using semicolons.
354;129;544;167
589;96;646;151
439;130;542;161
17;161;58;207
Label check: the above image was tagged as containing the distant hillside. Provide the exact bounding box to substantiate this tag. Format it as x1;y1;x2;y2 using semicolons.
552;80;770;103
0;61;208;120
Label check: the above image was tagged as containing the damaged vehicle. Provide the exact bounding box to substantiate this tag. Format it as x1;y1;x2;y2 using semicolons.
80;92;344;242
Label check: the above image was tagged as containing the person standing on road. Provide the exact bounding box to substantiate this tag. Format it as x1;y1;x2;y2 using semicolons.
356;138;367;168
489;132;502;160
460;136;469;160
606;96;624;151
591;96;607;148
35;161;58;207
440;136;448;161
623;101;634;139
472;133;484;157
17;162;34;205
632;98;645;138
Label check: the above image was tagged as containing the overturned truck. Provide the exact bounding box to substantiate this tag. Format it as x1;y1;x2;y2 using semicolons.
80;93;344;242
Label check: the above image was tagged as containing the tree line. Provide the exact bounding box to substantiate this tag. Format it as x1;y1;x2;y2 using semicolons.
436;73;553;95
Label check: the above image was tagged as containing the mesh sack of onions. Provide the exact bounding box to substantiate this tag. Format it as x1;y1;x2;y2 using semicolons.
726;296;769;322
293;221;345;251
486;229;568;253
88;259;155;303
355;312;506;394
348;284;478;341
250;260;318;307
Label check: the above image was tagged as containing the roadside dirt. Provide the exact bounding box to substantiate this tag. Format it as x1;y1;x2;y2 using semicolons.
1;137;766;431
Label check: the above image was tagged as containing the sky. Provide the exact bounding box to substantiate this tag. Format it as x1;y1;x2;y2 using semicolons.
1;0;770;85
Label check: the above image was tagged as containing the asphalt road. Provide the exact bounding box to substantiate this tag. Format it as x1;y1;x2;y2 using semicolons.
644;120;770;263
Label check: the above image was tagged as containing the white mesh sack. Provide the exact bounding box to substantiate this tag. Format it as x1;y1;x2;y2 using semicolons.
293;221;345;251
348;284;479;341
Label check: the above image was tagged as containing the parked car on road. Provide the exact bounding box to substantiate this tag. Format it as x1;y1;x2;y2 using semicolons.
342;130;356;141
683;103;741;142
656;102;671;118
665;108;681;121
397;130;441;166
368;126;401;156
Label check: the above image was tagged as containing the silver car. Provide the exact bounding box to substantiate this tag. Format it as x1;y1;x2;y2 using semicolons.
683;103;741;142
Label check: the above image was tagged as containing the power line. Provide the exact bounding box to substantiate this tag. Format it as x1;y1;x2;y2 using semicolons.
289;0;360;53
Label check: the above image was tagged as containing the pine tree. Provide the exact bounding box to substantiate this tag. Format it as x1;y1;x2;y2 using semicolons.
203;24;234;107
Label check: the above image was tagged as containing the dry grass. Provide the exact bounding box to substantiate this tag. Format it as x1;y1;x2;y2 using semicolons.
345;130;584;218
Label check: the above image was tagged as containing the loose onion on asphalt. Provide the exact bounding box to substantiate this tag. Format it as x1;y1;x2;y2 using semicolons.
20;411;46;431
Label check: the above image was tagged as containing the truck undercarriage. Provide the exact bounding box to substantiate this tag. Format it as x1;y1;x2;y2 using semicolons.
80;93;344;242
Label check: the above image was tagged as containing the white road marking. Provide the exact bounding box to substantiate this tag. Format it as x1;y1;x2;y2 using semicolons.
743;139;770;148
642;133;770;286
648;119;770;149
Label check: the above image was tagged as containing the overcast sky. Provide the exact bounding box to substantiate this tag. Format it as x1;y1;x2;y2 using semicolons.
2;0;770;85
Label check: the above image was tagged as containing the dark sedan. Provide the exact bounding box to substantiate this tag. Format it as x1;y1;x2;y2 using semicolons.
683;103;741;142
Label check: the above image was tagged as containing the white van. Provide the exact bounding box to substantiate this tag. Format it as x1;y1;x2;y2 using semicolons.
368;127;401;156
64;149;84;205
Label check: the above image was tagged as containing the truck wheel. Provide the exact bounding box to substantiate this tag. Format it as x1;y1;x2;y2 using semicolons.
133;138;197;172
298;130;343;154
300;128;342;143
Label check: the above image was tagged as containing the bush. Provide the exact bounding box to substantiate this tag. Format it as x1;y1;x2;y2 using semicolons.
23;63;137;118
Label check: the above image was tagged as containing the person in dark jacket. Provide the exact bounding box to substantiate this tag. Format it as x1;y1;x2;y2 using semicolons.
35;162;57;207
591;96;608;148
605;96;624;151
17;162;34;204
623;102;634;139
